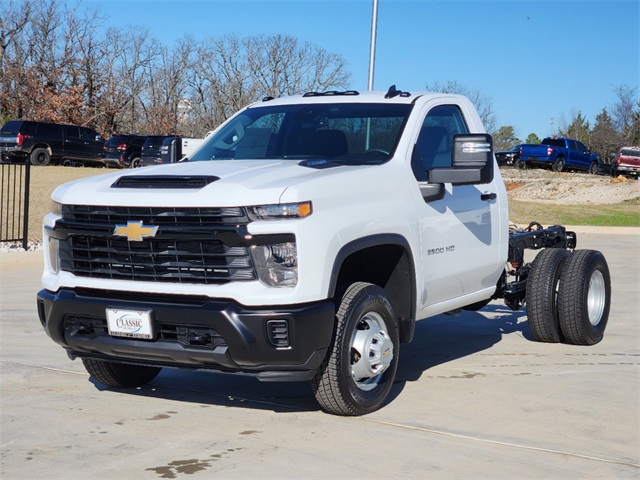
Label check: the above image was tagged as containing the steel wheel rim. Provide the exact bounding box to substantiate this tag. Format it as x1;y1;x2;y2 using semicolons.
587;269;606;326
350;311;394;392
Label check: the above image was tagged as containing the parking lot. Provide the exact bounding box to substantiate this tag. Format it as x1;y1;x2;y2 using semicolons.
1;228;638;479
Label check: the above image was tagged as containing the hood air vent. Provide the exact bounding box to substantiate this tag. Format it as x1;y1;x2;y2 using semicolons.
111;175;219;189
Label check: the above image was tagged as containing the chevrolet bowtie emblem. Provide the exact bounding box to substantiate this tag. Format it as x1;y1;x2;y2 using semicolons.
113;221;159;241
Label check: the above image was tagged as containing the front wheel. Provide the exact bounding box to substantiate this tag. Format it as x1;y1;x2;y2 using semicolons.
312;282;399;416
557;250;611;345
82;358;162;388
589;161;599;175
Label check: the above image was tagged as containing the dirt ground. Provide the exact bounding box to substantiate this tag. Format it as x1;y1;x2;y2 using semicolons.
502;167;640;205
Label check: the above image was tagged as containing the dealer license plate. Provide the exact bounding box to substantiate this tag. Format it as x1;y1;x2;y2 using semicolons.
106;308;154;339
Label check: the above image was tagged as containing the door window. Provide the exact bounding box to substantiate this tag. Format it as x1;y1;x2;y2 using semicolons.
65;126;81;138
412;105;469;180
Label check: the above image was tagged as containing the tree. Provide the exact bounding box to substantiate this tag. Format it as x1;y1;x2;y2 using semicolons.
492;125;521;152
425;80;497;133
1;1;351;137
590;109;621;163
525;133;541;144
611;85;639;145
558;109;590;145
186;33;350;135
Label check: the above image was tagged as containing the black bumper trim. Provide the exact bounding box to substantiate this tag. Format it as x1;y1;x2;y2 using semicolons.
37;288;335;381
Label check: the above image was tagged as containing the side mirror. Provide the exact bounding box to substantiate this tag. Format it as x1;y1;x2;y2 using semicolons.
428;134;494;185
96;135;104;143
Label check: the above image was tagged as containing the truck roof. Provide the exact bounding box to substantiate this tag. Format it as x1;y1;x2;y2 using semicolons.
251;87;467;107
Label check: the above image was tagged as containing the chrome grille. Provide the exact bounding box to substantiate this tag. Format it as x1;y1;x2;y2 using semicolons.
58;205;255;284
62;205;247;226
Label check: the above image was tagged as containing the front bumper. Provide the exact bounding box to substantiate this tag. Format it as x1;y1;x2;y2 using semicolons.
37;288;335;381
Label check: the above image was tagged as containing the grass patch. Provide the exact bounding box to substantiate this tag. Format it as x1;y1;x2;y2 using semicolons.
508;198;640;227
27;166;112;241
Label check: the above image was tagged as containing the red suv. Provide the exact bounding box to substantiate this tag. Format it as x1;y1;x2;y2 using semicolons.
614;146;640;179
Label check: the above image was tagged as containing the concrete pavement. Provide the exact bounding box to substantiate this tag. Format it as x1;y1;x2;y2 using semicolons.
1;231;638;479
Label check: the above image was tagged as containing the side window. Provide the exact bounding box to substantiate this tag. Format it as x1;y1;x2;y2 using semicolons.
412;105;468;180
131;138;144;146
80;128;96;141
575;141;586;152
22;122;37;135
568;140;578;151
65;126;81;138
38;123;62;137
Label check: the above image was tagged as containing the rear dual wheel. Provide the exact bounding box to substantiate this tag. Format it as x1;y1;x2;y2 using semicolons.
526;249;610;345
557;250;610;345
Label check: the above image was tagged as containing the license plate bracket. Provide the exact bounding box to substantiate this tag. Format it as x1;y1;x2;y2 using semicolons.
106;308;154;340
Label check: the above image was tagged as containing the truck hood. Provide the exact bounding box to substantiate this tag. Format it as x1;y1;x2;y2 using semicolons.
52;159;358;207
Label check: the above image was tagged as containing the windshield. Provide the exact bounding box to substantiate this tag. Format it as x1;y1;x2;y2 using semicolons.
190;103;413;165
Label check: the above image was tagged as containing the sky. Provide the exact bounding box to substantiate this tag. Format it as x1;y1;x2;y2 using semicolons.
87;0;639;139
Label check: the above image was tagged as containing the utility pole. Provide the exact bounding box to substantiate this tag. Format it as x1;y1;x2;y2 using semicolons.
367;0;379;91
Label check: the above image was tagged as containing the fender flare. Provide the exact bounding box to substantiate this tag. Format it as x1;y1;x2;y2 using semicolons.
328;233;417;343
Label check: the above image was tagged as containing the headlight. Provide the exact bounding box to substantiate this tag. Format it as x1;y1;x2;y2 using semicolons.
51;200;63;216
248;202;312;220
46;235;60;274
251;242;298;287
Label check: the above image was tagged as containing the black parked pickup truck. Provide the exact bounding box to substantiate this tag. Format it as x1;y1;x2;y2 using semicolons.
0;120;104;166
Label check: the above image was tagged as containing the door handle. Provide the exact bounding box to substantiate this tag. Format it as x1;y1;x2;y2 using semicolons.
481;192;497;201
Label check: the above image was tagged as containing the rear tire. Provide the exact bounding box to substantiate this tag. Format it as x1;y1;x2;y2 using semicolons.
312;282;399;416
526;249;570;342
82;358;162;388
553;156;565;172
558;250;610;345
129;157;141;168
29;148;51;166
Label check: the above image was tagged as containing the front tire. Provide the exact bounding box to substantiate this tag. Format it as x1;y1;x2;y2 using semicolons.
558;250;611;345
589;161;599;175
82;358;162;388
30;148;51;166
525;248;570;343
312;282;399;416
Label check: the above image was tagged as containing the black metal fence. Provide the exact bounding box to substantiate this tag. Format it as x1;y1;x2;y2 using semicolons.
1;162;31;250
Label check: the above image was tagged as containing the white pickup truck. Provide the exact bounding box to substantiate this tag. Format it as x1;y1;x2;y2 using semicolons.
37;87;611;415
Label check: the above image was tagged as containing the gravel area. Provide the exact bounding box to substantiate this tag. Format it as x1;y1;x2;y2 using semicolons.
0;240;43;253
502;168;640;205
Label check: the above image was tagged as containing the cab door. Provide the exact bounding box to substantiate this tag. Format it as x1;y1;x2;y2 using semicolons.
80;127;104;162
63;126;84;159
410;103;504;315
